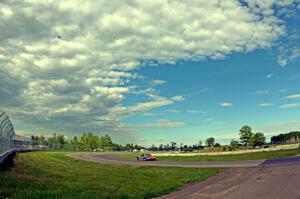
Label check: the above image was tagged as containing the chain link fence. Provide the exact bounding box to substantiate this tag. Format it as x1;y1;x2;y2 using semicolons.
0;111;15;155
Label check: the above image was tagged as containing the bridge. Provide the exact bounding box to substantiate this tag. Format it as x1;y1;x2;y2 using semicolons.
0;110;32;165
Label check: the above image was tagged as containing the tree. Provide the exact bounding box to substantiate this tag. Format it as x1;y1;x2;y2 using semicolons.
271;131;300;144
159;144;163;151
80;132;98;150
38;135;45;145
70;136;80;149
250;132;266;147
198;140;202;147
170;141;177;151
229;139;239;150
99;134;114;148
214;143;221;148
125;143;134;151
48;133;58;149
206;137;215;147
57;134;66;148
239;125;253;146
150;144;156;151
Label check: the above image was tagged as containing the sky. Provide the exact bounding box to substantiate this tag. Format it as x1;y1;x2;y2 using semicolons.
1;0;300;146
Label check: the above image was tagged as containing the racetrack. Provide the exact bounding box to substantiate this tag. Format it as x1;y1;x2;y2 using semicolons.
67;153;265;168
69;153;300;199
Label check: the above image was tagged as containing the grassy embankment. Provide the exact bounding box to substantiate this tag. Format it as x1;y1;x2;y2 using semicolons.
121;149;300;162
0;151;221;199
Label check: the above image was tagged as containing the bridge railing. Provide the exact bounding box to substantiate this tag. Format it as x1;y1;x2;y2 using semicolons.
0;111;15;155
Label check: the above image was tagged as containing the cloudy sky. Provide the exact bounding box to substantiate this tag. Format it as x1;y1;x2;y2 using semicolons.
1;0;300;145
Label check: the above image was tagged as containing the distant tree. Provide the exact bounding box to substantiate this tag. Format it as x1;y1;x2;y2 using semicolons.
70;136;80;149
229;139;239;150
38;135;45;145
250;132;266;147
239;125;253;146
183;145;188;151
159;144;163;151
164;144;170;151
48;133;58;149
206;137;215;147
271;131;300;144
170;141;177;151
57;134;66;148
99;134;114;148
80;132;98;150
31;135;38;146
150;144;156;151
198;140;202;147
214;143;221;148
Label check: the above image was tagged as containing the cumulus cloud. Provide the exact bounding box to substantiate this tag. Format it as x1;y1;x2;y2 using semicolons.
280;103;299;109
203;118;225;125
187;109;206;114
0;0;295;137
284;93;300;99
266;73;273;79
258;103;274;107
219;102;233;107
170;95;185;102
138;119;185;128
151;79;166;85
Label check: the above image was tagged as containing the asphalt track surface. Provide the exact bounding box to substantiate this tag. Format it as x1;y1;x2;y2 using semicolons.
69;153;300;199
67;153;266;168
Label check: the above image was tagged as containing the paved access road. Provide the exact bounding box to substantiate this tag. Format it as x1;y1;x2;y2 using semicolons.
68;153;300;199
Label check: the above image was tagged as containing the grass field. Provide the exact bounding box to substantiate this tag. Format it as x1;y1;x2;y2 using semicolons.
0;151;221;199
121;149;300;162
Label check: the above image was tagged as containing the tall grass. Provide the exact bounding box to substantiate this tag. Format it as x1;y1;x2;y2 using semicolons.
0;151;221;199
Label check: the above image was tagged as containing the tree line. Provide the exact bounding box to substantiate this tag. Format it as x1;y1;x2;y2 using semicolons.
271;131;300;144
31;133;122;151
31;125;297;152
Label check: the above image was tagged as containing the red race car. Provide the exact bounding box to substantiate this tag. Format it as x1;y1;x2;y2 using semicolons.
136;153;156;161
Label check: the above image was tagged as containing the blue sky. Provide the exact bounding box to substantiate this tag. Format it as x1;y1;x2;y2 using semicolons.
124;50;300;145
0;0;300;145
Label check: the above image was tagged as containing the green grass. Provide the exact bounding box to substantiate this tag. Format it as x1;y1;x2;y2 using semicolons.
121;149;300;162
0;151;221;199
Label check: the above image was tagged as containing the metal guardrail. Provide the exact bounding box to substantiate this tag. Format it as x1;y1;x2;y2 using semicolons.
0;110;15;155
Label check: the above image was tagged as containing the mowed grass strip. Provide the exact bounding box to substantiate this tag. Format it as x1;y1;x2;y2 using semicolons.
0;151;221;199
121;149;300;162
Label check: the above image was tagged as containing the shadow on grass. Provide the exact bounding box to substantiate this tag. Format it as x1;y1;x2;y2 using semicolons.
0;152;16;172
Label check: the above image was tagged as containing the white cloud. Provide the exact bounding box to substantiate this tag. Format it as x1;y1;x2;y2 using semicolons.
284;93;300;99
258;103;274;107
277;56;288;67
278;47;300;67
219;102;233;107
279;89;288;93
138;119;185;128
171;95;185;102
144;112;157;116
203;118;225;125
151;79;166;85
0;0;294;136
187;109;206;114
255;90;270;95
266;73;273;79
168;109;181;114
280;103;299;109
